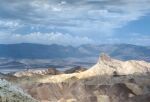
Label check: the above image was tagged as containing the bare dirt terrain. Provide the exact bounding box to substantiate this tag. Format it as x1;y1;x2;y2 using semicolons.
1;54;150;102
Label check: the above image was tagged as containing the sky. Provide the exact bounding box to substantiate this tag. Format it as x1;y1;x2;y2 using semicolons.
0;0;150;46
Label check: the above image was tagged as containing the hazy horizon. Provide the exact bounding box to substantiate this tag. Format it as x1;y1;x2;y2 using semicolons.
0;42;149;47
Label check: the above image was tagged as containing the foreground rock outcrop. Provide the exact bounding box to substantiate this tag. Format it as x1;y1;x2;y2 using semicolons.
0;79;38;102
2;54;150;102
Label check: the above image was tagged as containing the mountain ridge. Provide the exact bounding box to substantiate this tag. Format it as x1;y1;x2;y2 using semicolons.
0;43;150;61
7;53;150;102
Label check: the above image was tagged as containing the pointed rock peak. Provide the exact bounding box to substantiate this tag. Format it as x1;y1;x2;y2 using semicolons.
99;53;112;62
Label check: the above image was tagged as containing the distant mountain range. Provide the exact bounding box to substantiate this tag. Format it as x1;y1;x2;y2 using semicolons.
0;43;150;61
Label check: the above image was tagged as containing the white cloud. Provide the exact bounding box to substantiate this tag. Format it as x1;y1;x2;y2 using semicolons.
104;33;150;46
0;0;150;45
0;20;20;29
1;0;150;31
0;32;94;46
127;33;150;45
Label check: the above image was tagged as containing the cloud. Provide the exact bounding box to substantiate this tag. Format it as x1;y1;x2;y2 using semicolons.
103;33;150;46
0;32;94;46
0;0;150;29
127;33;150;45
0;0;150;45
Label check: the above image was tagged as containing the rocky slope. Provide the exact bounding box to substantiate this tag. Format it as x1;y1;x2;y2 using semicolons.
64;66;87;74
0;79;38;102
13;68;63;77
78;53;150;78
8;54;150;102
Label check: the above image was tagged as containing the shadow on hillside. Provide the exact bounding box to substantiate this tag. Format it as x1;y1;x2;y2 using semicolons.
8;72;150;102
